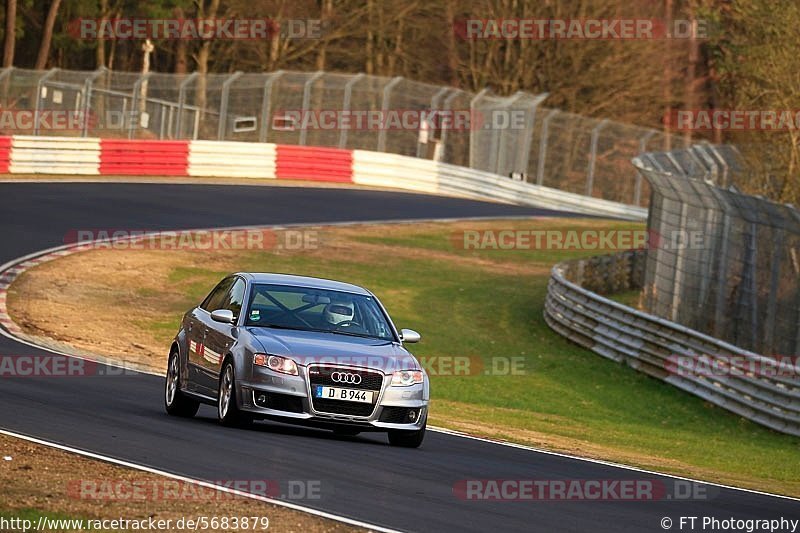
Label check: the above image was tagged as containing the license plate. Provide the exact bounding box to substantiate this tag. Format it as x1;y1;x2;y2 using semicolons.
314;386;373;403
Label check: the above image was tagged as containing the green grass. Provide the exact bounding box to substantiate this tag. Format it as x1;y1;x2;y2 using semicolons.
608;289;642;307
136;221;799;495
357;219;645;264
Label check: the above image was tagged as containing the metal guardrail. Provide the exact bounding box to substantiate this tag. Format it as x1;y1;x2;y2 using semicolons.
352;150;647;220
544;250;800;436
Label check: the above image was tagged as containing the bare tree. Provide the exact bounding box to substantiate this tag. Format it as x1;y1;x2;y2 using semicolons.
663;0;674;149
683;0;699;145
34;0;62;69
174;6;189;74
713;0;800;203
95;0;109;68
193;0;221;121
3;0;16;67
315;0;333;70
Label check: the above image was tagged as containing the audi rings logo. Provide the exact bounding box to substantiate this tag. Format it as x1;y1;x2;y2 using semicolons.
331;371;362;385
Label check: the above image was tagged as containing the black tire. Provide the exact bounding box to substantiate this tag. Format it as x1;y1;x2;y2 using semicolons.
165;349;200;418
388;421;426;448
218;359;253;428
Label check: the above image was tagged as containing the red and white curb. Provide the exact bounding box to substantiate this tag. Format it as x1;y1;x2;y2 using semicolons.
0;246;93;337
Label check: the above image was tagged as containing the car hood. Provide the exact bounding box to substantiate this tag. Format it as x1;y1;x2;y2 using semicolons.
246;327;419;372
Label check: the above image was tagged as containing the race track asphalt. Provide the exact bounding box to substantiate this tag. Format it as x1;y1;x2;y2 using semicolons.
1;183;797;532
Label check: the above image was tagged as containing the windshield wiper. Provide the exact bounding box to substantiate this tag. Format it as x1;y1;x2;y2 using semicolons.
259;324;310;331
321;329;388;341
258;323;389;341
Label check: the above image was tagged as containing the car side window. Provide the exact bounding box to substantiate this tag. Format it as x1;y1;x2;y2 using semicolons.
223;278;247;318
200;277;235;311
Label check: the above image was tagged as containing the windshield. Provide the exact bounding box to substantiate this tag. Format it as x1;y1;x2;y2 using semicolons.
246;283;395;341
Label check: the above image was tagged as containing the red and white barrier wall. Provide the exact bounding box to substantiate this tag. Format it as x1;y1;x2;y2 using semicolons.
102;139;189;176
276;145;352;182
189;140;275;179
0;135;646;220
9;137;101;175
0;136;11;174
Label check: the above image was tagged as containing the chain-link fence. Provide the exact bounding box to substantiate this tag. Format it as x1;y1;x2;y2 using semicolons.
2;68;796;362
0;67;690;207
634;145;800;357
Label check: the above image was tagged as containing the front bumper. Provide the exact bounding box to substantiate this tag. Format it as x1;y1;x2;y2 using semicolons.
237;364;428;431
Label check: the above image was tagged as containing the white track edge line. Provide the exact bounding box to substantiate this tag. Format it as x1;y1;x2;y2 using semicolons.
0;428;401;533
426;427;800;503
3;217;797;506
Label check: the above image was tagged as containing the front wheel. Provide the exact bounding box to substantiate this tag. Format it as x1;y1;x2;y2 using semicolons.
218;359;252;428
388;421;426;448
165;350;200;417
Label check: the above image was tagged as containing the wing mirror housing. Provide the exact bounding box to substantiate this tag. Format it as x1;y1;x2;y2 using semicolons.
210;309;236;324
399;328;421;343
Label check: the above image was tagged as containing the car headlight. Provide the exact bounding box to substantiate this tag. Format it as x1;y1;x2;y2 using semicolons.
254;353;298;376
391;370;424;386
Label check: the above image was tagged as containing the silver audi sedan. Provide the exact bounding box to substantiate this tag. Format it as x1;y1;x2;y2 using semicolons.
164;273;429;447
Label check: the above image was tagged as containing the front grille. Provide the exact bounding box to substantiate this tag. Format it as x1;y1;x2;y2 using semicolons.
254;391;303;413
308;365;383;417
379;406;418;423
307;366;384;390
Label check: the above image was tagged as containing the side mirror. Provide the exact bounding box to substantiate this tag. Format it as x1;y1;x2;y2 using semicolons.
400;328;421;343
210;309;235;324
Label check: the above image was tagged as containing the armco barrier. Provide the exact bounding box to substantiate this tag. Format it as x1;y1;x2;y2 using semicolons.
544;251;800;436
352;150;647;220
0;135;646;220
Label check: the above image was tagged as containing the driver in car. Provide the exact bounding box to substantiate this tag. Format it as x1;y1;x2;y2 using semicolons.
323;301;356;329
